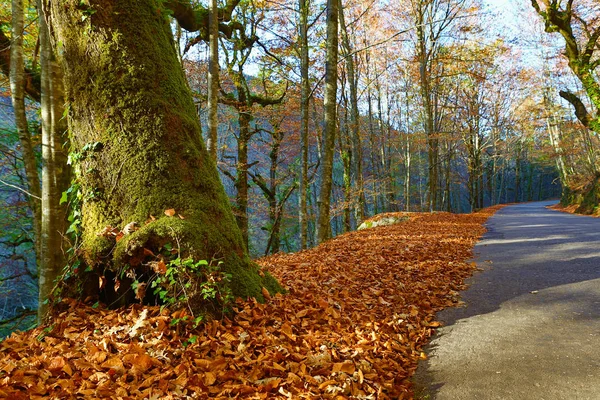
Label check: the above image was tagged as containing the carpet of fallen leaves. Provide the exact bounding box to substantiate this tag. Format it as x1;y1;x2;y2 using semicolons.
548;202;599;217
0;207;502;399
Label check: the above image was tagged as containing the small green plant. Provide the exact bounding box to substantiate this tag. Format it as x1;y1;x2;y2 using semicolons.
150;256;234;323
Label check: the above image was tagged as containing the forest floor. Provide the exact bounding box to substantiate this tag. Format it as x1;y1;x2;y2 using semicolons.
0;207;502;399
548;202;600;217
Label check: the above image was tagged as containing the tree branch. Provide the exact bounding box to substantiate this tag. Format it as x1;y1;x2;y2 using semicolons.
559;90;590;128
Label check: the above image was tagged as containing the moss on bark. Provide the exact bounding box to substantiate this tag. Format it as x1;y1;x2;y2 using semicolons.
48;0;281;308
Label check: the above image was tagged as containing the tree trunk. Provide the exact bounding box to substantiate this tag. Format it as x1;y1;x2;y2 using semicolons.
415;4;437;211
47;0;279;308
515;148;521;203
339;101;352;232
298;0;310;249
234;111;251;250
316;0;338;244
206;0;219;161
11;0;42;268
37;0;70;323
338;5;365;223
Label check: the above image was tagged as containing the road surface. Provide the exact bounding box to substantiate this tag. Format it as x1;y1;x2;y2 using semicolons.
414;201;600;399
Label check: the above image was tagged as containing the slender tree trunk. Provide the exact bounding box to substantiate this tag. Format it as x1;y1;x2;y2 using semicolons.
47;0;279;307
235;111;251;250
316;0;338;244
298;0;310;249
338;5;365;222
206;0;219;161
404;87;411;212
515;147;521;203
444;144;452;212
405;136;411;212
365;65;379;214
11;0;42;266
339;101;352;232
376;80;388;211
37;0;70;322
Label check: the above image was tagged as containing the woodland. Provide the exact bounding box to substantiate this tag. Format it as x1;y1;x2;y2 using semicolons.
0;0;599;397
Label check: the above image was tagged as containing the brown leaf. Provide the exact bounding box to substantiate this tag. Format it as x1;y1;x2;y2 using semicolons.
135;283;147;301
149;260;167;275
261;287;271;301
332;362;355;375
204;371;217;386
48;356;66;372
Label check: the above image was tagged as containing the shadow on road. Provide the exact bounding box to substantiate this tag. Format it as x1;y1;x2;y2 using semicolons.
413;201;600;399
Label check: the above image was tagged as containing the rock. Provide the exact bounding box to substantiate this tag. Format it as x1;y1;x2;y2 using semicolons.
357;216;408;230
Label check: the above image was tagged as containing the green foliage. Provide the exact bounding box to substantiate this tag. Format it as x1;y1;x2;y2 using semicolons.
149;256;234;319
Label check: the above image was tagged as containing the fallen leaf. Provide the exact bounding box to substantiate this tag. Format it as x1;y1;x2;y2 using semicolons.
261;287;271;301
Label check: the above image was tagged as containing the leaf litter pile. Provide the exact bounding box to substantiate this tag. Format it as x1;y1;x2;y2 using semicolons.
0;207;501;399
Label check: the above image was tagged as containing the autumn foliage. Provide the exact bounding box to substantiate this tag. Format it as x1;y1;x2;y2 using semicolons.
0;207;502;399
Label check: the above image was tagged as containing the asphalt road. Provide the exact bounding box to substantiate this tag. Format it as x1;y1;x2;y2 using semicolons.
414;201;600;400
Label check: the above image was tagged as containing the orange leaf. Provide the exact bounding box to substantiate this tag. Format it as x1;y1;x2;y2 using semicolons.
261;287;271;300
164;208;176;217
204;371;217;386
317;298;329;309
333;362;355;374
150;260;167;275
48;356;66;372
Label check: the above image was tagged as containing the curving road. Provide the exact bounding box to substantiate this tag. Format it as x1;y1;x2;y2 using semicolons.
414;201;600;399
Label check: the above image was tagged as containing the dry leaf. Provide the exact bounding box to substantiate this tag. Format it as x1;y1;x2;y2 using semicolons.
135;283;147;301
164;208;176;217
261;287;271;301
149;260;167;275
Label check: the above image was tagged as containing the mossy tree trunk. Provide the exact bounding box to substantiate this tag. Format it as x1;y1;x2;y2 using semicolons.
47;0;279;307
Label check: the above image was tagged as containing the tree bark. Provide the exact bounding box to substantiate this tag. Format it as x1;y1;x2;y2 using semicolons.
37;0;70;323
47;0;279;307
316;0;338;244
298;0;310;249
234;111;251;249
10;0;42;267
206;0;219;160
338;4;365;223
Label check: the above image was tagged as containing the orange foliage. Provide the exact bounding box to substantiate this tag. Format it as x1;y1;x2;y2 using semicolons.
0;207;503;399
